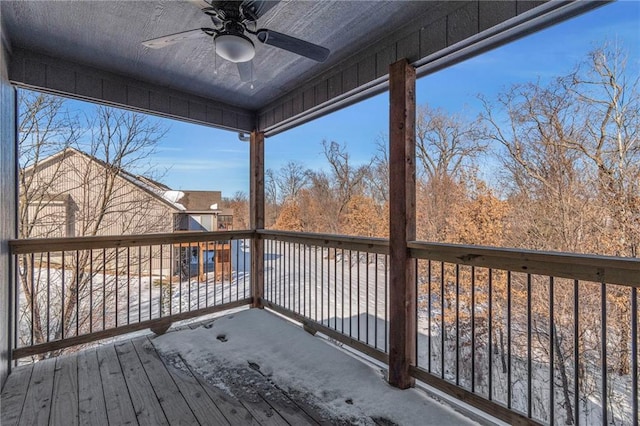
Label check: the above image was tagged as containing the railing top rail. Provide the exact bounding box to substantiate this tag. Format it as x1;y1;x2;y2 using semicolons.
9;230;256;254
258;229;389;254
408;240;640;287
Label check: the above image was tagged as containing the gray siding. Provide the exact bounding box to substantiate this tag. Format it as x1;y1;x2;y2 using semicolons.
9;48;255;133
257;0;597;135
1;16;17;386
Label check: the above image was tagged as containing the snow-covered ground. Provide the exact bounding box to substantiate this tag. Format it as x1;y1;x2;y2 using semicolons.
153;308;477;426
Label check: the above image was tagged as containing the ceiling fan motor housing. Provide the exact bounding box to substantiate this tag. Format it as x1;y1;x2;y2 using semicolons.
215;22;255;63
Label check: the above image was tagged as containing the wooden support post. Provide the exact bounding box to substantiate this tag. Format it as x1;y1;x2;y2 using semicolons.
250;130;265;308
388;58;416;389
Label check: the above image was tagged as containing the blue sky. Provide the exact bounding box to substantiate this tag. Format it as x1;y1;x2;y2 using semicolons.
57;1;640;197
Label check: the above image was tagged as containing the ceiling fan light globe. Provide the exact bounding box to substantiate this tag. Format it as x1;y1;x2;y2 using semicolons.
215;34;255;63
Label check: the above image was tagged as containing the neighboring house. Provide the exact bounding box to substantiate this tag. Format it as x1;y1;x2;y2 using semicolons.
21;148;233;276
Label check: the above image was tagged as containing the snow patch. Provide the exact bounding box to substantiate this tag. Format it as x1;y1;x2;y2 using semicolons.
152;309;475;425
164;190;185;203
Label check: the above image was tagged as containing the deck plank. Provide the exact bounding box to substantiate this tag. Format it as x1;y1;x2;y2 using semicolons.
259;392;321;426
18;358;56;426
97;344;138;426
77;349;108;426
175;354;259;425
146;338;232;425
115;340;168;426
240;398;290;426
0;363;33;426
49;355;79;425
131;337;199;425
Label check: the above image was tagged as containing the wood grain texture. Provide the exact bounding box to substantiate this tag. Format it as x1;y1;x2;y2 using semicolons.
49;355;79;426
114;340;168;425
152;340;232;425
0;363;33;425
97;344;138;426
387;58;416;390
77;350;108;426
18;358;56;426
131;337;199;425
250;131;265;308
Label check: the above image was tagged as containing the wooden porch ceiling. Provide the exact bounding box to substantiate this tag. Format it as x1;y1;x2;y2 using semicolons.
1;1;603;135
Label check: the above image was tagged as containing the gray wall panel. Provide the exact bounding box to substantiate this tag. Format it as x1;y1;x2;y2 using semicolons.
258;1;599;135
1;18;17;387
9;48;255;132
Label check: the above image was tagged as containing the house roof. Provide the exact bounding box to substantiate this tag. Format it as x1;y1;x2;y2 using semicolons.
28;148;227;214
2;1;603;136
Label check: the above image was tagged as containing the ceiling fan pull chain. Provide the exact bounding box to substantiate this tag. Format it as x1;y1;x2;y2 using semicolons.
213;37;218;74
250;63;254;90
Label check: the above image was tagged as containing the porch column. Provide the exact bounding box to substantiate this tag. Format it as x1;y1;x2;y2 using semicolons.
250;130;265;308
388;58;416;389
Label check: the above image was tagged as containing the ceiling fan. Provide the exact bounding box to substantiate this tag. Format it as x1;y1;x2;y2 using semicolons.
142;0;330;83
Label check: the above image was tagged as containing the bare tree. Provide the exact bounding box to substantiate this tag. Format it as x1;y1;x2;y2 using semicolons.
18;92;170;353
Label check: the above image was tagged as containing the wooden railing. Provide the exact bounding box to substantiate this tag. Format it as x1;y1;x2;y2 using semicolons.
9;230;639;425
258;231;639;426
9;231;253;359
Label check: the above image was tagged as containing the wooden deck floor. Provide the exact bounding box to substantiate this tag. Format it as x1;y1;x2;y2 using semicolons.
1;333;328;426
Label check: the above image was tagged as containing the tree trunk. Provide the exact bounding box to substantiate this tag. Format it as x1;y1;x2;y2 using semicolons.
553;323;575;425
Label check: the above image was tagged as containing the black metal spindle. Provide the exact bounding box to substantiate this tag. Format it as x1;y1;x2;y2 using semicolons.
349;250;353;338
89;250;93;333
631;286;638;426
334;247;337;331
138;246;142;322
471;266;475;393
573;279;580;426
375;254;379;349
601;282;607;426
75;251;80;337
148;245;152;320
127;247;131;324
440;262;445;378
103;248;107;329
488;268;493;400
455;264;460;386
507;271;512;408
549;276;555;425
366;252;370;345
384;254;388;353
30;252;35;346
115;248;119;327
341;248;345;332
47;252;51;341
357;251;361;340
428;260;432;373
414;258;418;364
160;245;164;316
169;245;173;314
61;251;65;339
527;274;532;418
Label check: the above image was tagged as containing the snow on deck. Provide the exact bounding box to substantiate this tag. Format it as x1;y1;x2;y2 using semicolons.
153;309;477;426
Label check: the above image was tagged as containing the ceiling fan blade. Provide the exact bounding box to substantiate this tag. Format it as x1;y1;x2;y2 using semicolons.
256;29;329;62
241;1;279;21
237;61;253;82
186;0;212;9
142;29;208;49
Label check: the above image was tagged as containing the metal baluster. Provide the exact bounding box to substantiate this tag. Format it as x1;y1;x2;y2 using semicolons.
471;266;475;393
601;282;607;426
488;269;493;400
549;276;555;425
527;274;532;418
631;286;638;426
428;260;432;373
574;279;580;426
507;271;512;408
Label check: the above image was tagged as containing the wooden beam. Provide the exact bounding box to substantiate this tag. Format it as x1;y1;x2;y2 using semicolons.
250;130;265;308
388;58;416;389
